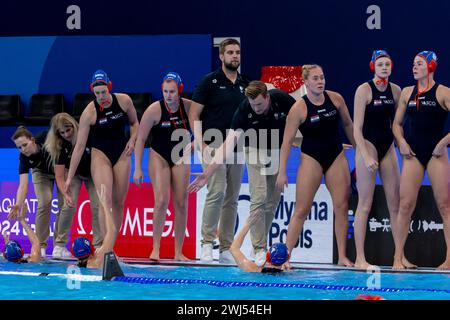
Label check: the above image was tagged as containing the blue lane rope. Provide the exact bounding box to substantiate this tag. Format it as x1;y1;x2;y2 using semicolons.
111;276;450;294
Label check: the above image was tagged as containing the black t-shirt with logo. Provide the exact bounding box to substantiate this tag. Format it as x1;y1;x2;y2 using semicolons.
19;131;53;175
231;89;296;149
192;68;250;145
57;139;92;178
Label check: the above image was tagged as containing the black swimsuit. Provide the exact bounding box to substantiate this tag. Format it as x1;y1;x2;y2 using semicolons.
300;91;343;173
363;81;396;162
90;94;129;166
149;99;191;167
405;83;448;168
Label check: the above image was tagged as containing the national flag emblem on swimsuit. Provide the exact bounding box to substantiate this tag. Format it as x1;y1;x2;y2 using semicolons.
161;121;171;128
311;115;320;123
408;100;416;108
374;99;382;106
99;118;107;125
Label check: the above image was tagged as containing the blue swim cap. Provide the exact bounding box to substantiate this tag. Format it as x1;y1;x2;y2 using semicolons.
90;69;112;92
370;50;391;72
163;71;184;93
91;69;110;85
416;51;438;72
371;50;390;62
267;243;289;266
71;237;92;259
4;240;24;262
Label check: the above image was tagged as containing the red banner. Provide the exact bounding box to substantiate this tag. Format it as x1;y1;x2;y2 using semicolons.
70;183;197;259
260;66;304;93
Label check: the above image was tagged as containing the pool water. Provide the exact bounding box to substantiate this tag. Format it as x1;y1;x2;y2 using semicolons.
1;260;450;300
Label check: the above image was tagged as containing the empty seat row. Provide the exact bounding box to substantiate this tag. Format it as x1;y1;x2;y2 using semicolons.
0;94;66;125
0;92;192;126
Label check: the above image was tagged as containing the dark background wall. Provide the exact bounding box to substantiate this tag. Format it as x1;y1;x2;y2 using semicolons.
0;1;447;155
0;1;448;266
1;0;449;131
0;35;211;106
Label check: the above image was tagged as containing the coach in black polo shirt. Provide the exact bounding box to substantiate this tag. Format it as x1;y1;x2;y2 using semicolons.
189;38;250;264
231;83;295;150
189;81;296;266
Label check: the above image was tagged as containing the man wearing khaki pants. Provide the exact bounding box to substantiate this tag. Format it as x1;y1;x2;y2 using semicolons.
189;81;295;266
189;38;250;263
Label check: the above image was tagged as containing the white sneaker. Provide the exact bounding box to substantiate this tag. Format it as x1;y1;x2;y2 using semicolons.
212;238;220;250
59;246;74;259
249;247;256;259
254;250;267;267
200;244;213;262
41;248;47;258
219;250;235;265
52;246;62;259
